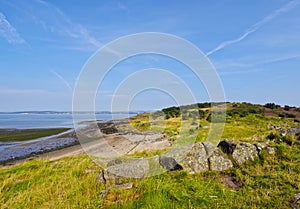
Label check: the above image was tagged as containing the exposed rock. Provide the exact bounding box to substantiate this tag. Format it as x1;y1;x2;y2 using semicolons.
98;138;275;184
217;140;236;155
98;121;118;134
255;142;277;155
255;142;268;152
159;156;183;171
162;144;193;164
290;193;300;209
107;159;122;167
182;143;210;173
218;140;259;165
127;138;172;154
287;128;300;136
265;146;277;154
97;158;147;185
162;142;235;172
96;170;107;186
202;141;216;157
209;149;233;171
106;158;149;179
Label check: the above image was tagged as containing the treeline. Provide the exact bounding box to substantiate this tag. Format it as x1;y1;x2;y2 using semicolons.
227;103;263;117
152;102;225;120
151;102;299;120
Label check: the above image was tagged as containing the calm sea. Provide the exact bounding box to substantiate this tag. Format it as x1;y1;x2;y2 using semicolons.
0;112;137;129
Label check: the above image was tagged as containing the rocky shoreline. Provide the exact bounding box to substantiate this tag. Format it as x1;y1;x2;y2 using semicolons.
0;129;79;165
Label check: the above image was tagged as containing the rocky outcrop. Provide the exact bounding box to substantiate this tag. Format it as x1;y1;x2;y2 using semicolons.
161;139;275;173
183;142;210;173
218;140;258;165
209;149;233;171
255;142;277;154
159;156;183;171
161;142;234;173
99;140;276;184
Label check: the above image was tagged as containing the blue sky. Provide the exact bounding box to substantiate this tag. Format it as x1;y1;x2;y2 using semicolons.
0;0;300;111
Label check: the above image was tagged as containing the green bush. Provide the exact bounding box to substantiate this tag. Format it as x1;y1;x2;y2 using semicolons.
162;106;181;119
283;105;290;111
264;103;280;109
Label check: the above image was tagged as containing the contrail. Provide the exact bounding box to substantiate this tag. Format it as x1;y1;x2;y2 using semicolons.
0;12;26;44
35;0;121;57
50;70;73;91
206;0;300;56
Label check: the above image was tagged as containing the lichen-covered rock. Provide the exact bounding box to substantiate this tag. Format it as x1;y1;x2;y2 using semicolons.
209;149;233;171
183;143;209;172
287;128;300;136
159;156;183;171
162;144;193;165
218;140;259;165
163;142;236;172
162;143;208;173
106;158;149;179
202;141;216;157
255;142;277;155
107;159;122;167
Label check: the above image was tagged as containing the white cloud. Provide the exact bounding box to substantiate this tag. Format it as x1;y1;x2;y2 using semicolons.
33;0;120;56
216;53;300;72
206;0;300;56
0;12;26;44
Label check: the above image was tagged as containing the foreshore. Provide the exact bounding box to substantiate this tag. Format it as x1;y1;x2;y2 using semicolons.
0;118;172;166
0;128;79;166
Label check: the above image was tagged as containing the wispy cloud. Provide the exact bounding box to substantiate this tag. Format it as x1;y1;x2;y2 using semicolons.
0;12;26;44
33;0;121;56
206;0;300;56
216;53;300;72
50;70;73;91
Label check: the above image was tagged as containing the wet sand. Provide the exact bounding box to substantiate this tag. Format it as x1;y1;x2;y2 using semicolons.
0;119;172;167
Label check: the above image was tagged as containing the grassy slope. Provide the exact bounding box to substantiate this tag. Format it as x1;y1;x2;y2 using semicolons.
0;128;70;142
1;103;300;208
1;143;299;208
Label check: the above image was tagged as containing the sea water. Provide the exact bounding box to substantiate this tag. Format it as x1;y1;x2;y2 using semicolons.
0;112;137;129
0;112;138;163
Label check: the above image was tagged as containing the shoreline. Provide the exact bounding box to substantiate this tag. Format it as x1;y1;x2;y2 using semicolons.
0;128;79;166
0;142;83;168
0;118;172;167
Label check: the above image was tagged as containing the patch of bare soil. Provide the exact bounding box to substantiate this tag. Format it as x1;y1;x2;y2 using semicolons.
221;174;244;190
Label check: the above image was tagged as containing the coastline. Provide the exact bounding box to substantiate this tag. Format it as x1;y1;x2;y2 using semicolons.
0;128;79;166
0;117;172;167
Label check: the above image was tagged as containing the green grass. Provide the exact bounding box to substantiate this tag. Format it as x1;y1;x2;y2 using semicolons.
1;103;300;208
0;155;104;208
0;128;70;142
1;141;299;208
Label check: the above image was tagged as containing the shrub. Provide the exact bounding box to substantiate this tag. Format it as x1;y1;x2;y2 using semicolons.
283;105;290;111
264;103;280;109
286;113;296;118
162;106;180;119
